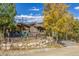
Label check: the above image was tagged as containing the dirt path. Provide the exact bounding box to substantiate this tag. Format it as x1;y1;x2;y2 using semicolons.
25;46;79;56
1;45;79;56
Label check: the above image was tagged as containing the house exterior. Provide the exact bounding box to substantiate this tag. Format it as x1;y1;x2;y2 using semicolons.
15;23;45;38
14;15;44;38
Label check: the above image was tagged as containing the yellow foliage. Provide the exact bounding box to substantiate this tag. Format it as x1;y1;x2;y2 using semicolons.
44;3;75;35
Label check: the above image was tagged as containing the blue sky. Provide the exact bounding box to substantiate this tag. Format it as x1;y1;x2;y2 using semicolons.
67;3;79;18
15;3;43;16
15;3;79;18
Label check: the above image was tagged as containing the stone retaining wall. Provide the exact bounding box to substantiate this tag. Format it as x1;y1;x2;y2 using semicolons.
0;37;63;50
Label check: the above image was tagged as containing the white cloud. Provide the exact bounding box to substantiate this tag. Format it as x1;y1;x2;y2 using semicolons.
29;7;40;11
74;17;79;20
74;6;79;10
14;15;44;24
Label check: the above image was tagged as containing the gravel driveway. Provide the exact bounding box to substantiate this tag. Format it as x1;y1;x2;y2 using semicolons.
0;45;79;56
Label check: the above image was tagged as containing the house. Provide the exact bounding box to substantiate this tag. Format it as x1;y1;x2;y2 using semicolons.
4;22;46;39
16;23;46;38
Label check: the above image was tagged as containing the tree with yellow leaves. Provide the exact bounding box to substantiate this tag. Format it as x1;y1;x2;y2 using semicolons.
43;3;76;43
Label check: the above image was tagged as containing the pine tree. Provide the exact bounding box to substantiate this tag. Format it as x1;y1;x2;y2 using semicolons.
0;3;16;38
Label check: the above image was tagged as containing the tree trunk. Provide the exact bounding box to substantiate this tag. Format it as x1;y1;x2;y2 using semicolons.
55;32;59;44
65;33;68;40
